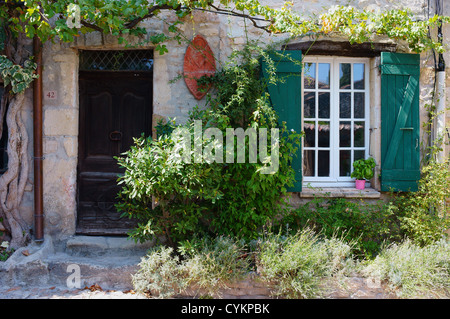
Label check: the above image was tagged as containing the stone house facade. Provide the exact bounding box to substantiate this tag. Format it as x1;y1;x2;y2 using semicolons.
1;0;448;243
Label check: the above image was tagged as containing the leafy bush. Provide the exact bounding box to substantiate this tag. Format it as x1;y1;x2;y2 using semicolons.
132;232;450;299
132;246;185;298
116;124;224;246
388;159;450;246
362;239;450;298
276;158;450;258
255;229;356;298
116;45;301;245
132;232;357;299
276;197;403;258
178;236;250;293
132;236;250;298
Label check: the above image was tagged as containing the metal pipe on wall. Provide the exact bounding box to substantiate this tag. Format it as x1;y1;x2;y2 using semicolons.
435;0;446;162
435;70;446;162
33;35;44;242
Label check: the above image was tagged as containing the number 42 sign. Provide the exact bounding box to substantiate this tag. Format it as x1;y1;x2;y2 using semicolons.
45;91;57;100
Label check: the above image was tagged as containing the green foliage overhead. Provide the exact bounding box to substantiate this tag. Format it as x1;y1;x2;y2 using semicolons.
0;1;448;51
0;1;448;95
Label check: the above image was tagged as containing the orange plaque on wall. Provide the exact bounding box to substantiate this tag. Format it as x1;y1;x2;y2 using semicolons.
183;35;216;100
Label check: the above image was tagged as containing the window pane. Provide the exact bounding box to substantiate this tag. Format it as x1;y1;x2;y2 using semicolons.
304;92;315;118
354;92;365;118
339;92;351;118
354;121;365;147
318;92;330;118
354;150;365;162
318;121;330;147
339;63;351;89
79;50;153;71
318;63;330;89
304;121;315;147
340;150;351;176
303;150;315;176
353;63;365;89
318;150;330;176
304;63;316;89
302;59;369;183
340;121;351;147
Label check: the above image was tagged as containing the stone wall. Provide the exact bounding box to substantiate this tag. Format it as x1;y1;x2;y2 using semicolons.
175;273;397;299
14;0;448;240
40;45;79;238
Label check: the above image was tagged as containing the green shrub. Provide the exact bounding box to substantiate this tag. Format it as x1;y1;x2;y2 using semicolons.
131;246;185;298
255;229;356;298
178;236;250;293
115;126;224;246
116;45;301;245
132;232;450;299
276;197;403;258
132;236;250;298
276;159;449;257
390;159;450;246
362;239;450;298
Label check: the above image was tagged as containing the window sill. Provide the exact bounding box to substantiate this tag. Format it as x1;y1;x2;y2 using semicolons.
299;187;381;199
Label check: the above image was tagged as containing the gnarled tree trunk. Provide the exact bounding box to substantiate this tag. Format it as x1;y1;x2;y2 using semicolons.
0;27;32;250
0;91;30;249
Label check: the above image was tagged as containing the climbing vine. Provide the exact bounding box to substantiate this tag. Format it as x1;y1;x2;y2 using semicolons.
0;0;448;248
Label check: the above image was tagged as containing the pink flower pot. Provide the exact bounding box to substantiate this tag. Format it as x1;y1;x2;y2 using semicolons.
355;180;365;190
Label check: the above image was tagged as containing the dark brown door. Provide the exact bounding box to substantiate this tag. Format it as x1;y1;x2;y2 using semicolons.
77;71;152;235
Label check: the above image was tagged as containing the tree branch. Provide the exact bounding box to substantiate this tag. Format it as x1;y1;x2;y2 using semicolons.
207;4;273;33
124;4;182;30
80;20;104;33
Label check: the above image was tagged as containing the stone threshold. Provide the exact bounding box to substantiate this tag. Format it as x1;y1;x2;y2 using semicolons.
299;187;381;199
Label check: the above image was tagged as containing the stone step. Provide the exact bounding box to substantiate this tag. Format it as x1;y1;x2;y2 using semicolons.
64;235;154;257
0;236;154;291
45;253;141;290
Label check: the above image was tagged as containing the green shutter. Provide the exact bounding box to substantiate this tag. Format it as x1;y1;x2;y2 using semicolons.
261;50;302;192
380;52;420;192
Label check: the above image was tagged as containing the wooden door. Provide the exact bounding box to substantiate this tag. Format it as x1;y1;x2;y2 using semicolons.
77;71;152;234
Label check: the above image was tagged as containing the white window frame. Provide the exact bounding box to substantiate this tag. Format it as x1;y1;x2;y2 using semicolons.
302;56;370;187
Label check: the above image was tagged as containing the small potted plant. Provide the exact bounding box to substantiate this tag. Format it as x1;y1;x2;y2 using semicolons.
351;157;376;190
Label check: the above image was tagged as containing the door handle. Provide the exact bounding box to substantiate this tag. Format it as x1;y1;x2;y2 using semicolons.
109;131;123;141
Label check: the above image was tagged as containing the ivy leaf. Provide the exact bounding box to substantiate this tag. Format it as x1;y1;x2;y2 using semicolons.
155;44;169;55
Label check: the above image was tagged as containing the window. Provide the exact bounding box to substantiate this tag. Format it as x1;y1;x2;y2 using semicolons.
302;57;370;187
79;50;153;71
262;50;420;193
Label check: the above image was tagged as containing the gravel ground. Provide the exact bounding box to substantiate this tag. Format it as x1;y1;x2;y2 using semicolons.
0;284;148;299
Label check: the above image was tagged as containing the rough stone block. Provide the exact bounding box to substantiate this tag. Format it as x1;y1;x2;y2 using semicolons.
44;109;78;136
44;139;59;154
63;137;78;158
